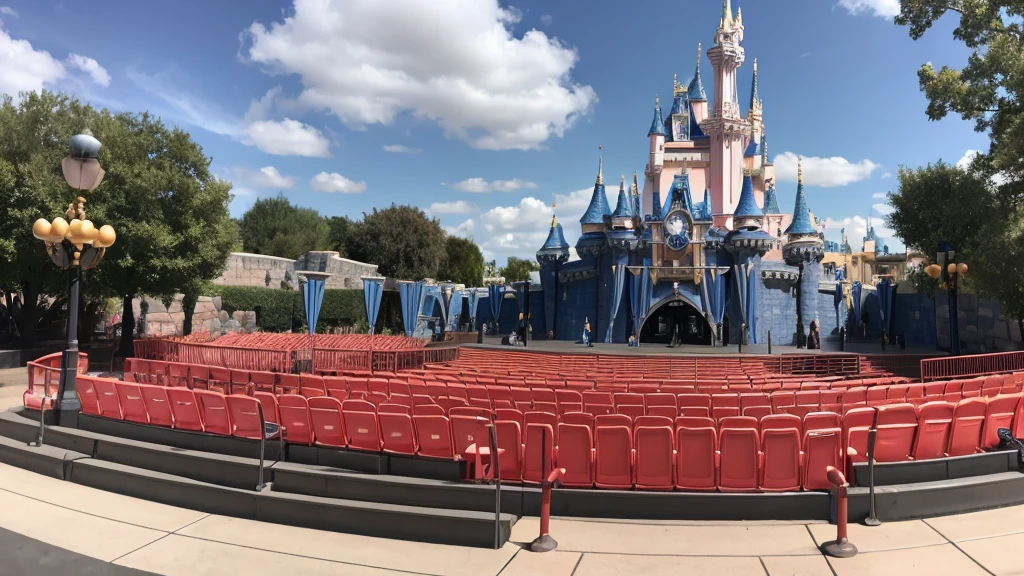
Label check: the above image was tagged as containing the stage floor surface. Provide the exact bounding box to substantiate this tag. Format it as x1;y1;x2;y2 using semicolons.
0;457;1019;575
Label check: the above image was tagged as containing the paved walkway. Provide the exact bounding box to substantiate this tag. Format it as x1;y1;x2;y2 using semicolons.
0;458;1022;575
0;367;28;389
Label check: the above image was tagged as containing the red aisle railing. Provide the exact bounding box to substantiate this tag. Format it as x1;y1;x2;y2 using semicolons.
920;351;1024;381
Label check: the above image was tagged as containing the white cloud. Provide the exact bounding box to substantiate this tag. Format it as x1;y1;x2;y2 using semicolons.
446;218;476;237
956;149;980;170
241;0;596;151
0;23;68;97
241;89;331;157
880;172;893;179
823;215;903;251
872;192;887;199
65;54;110;87
872;202;894;215
448;177;538;193
235;166;296;189
126;68;242;137
773;151;880;187
428;200;478;215
310;171;367;194
838;0;900;18
539;14;553;26
382;144;422;154
0;6;17;17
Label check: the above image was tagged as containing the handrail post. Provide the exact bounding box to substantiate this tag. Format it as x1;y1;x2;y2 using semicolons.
864;415;881;526
821;466;858;558
530;467;566;552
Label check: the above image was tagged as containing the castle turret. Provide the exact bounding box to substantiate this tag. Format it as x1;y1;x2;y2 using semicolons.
725;172;775;344
783;158;825;347
580;148;612;234
537;213;570;340
646;99;666;215
688;44;708;125
762;182;781;214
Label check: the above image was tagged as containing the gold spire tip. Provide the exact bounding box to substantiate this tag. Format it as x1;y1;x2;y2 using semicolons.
797;156;803;185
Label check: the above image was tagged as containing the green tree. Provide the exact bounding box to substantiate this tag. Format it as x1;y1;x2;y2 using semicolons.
499;256;540;283
239;194;330;258
439;236;484;286
896;1;1024;204
345;204;446;279
327;215;352;256
971;209;1024;335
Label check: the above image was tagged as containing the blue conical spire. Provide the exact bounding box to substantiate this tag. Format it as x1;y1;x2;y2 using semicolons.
631;170;641;216
733;173;762;219
785;158;815;235
540;214;569;252
648;97;667;137
580;147;612;225
688;44;707;101
612;175;633;217
749;58;760;113
763;182;781;214
703;188;712;220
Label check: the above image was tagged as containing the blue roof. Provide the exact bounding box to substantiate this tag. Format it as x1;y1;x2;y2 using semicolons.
670;94;686;116
580;157;611;225
749;61;760;112
612;178;633;218
733;174;762;218
648;98;667;137
744;134;761;158
662;174;695;219
761;131;770;165
689;100;705;138
688;58;707;101
784;179;816;235
763;183;781;213
539;220;569;252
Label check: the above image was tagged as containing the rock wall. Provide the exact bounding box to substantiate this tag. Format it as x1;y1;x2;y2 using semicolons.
937;293;1023;354
132;295;256;337
212;251;379;291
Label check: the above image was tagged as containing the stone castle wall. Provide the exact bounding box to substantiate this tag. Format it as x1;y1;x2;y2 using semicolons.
212;251;379;291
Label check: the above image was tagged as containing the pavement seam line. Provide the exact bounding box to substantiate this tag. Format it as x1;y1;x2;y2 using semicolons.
757;556;770;576
921;519;997;576
494;547;521;576
170;513;212;534
569;552;584;576
0;484;182;533
108;532;173;565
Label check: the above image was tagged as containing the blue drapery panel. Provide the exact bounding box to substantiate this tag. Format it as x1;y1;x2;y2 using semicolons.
605;252;629;343
468;289;479;329
732;260;759;344
876;278;896;336
851;282;863;329
398;281;423;337
302;276;326;336
700;266;726;330
447;289;462;331
487;284;502;325
629;266;653;341
362;277;385;335
833;268;845;331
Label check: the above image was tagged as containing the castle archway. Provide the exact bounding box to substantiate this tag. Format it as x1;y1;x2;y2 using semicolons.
639;296;713;345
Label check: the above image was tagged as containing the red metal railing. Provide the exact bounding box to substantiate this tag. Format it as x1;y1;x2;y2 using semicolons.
920;351;1024;381
25;352;88;399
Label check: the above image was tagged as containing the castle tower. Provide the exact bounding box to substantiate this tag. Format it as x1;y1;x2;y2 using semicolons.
704;0;749;227
646;98;667;216
725;171;775;344
537;212;570;340
688;44;708;125
783;159;825;346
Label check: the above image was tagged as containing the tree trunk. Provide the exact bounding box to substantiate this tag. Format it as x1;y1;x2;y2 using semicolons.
78;300;101;346
117;293;135;358
181;291;198;336
17;283;40;349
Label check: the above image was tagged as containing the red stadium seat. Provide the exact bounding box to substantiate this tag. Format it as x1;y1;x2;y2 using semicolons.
873;403;917;462
379;412;417;455
93;378;123;420
803;411;841;433
525;411;559;443
760;427;801;492
167;363;190;387
194;390;232;436
343;408;382;452
226;395;266;439
76;376;101;416
843;407;877;463
634;426;674;490
495;420;523;481
802;428;842;490
413;415;456;459
137;384;172;427
277;373;301;395
760;414;801;434
523;422;555;484
278;394;313;445
718;427;760;492
378;403;411;415
556;423;595;488
115;382;150;425
167;388;203;431
595;425;633;489
188;365;210;390
253;392;280;425
308;396;347;448
912;401;954;460
229;369;251;395
208;367;231;395
249;371;276;394
674;424;717;491
982;394;1022;449
947;397;987;456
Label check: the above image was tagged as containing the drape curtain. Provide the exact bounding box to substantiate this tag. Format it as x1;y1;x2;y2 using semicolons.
362;277;385;335
302;276;326;335
398;281;423;337
605;252;628;343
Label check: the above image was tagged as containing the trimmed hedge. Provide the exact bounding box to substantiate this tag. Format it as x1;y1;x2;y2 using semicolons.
203;284;401;333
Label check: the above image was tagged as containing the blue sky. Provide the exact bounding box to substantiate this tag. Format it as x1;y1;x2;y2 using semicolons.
0;0;986;263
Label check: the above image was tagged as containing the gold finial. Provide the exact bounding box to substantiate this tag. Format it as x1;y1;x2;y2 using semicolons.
655;95;660;107
753;58;758;73
551;213;557;228
596;144;603;185
797;156;803;185
632;169;639;196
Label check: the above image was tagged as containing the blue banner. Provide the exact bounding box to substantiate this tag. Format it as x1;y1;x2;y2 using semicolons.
851;282;863;330
302;275;326;336
487;284;502;326
605;252;628;343
629;265;653;341
699;266;726;338
363;277;385;335
398;281;423;337
732;260;759;344
447;288;462;332
468;289;479;330
876;277;896;336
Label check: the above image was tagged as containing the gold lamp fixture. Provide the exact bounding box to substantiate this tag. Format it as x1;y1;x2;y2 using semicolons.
32;131;116;270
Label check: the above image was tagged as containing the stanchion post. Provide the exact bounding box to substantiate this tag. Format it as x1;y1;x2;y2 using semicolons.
530;467;566;552
484;419;502;549
864;418;881;526
768;329;773;355
821;466;858;558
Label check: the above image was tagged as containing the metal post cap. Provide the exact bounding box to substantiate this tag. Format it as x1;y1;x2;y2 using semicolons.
69;132;102;160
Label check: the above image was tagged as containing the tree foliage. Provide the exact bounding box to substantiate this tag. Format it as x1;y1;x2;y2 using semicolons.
439;236;485;286
896;0;1024;204
327;216;352;257
499;256;540;283
346;204;447;280
239;194;330;259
